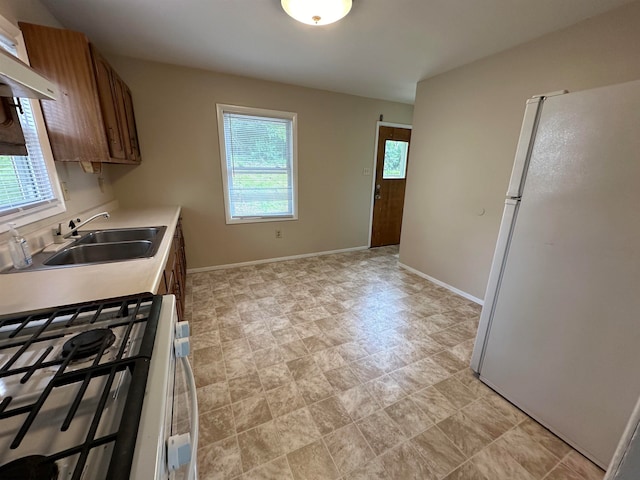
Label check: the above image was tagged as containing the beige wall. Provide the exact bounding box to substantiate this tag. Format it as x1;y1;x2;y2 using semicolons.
106;57;413;268
400;1;640;300
0;0;116;244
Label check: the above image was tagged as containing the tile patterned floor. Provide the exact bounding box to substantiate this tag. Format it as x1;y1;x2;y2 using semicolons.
183;246;606;480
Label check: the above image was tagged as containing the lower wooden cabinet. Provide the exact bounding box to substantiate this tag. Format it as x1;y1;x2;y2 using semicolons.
158;218;187;320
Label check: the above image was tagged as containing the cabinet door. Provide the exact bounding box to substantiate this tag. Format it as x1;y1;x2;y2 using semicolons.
20;22;109;163
91;47;126;160
122;84;141;162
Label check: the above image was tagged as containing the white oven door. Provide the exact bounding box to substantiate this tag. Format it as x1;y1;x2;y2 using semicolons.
130;295;198;480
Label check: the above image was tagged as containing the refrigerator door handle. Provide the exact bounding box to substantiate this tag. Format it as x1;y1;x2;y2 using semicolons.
470;198;520;372
506;97;544;198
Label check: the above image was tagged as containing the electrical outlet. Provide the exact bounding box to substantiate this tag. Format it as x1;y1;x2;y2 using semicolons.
275;229;282;239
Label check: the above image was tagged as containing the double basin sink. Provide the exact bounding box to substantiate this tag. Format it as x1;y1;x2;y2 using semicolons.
7;226;166;272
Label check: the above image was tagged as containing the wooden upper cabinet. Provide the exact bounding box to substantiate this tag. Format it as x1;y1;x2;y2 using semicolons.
19;22;141;165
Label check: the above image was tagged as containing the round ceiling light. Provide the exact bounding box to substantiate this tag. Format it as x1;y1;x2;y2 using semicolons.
281;0;353;26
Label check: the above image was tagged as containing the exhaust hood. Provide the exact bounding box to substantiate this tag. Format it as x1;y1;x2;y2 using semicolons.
0;47;56;100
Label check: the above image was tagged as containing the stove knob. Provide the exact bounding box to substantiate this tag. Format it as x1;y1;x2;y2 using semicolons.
167;432;191;471
175;321;190;339
174;337;190;358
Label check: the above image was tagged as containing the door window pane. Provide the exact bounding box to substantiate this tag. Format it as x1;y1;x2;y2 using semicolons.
383;140;408;179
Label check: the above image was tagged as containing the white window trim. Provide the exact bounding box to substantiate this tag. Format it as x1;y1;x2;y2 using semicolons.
0;15;65;233
216;103;298;225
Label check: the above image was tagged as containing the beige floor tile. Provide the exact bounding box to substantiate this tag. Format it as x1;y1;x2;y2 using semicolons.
380;442;438;480
356;410;406;455
434;377;480;410
198;435;242;480
308;396;352;435
432;350;469;374
287;440;340;480
443;460;488;480
437;410;494;457
461;398;513;440
481;390;527;425
197;381;231;414
188;248;596;480
274;407;322;453
194;359;226;388
237;421;284;472
265;381;305;417
338;385;379;420
258;362;294;391
384;397;433;437
561;450;605;480
242;456;293;480
366;375;407;407
232;394;273;433
324;423;375;474
344;457;388;480
350;357;386;382
411;385;458;423
544;463;584;480
323;365;361;391
287;356;321;380
199;405;236;445
494;427;560;479
472;442;536;480
518;417;573;458
411;426;467;478
335;342;369;362
229;372;263;403
253;346;283;368
280;339;309;361
313;348;347;372
296;374;334;405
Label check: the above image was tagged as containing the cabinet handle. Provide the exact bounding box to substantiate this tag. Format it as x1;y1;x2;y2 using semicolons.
108;127;116;144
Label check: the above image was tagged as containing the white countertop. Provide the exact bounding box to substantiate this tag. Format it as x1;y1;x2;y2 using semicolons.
0;206;181;316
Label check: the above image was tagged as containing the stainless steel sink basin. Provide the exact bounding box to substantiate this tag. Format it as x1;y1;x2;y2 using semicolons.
75;227;165;245
1;225;167;272
44;241;154;266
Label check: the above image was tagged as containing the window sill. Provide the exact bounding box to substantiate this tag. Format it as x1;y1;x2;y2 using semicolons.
225;215;298;225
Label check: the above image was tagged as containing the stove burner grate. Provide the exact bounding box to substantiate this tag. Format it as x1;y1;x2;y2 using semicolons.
0;294;162;480
0;455;58;480
61;328;116;360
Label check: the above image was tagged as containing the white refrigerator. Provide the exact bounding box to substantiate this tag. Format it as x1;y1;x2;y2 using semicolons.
470;79;640;469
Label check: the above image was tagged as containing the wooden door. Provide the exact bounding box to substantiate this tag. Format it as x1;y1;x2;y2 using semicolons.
370;125;411;247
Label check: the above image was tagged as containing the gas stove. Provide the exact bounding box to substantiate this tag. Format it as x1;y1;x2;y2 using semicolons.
0;294;161;480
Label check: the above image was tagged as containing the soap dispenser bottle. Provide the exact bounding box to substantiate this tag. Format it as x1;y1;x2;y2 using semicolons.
7;223;32;269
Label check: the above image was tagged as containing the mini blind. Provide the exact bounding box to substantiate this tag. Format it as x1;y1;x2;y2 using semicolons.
222;111;295;219
0;44;56;217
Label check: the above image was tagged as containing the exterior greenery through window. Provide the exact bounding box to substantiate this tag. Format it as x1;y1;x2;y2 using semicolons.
382;140;409;179
217;104;297;224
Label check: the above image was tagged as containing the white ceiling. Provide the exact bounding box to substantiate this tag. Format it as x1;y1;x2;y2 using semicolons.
40;0;633;104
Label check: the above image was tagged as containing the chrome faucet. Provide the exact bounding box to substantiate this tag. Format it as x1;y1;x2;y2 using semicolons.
63;211;110;239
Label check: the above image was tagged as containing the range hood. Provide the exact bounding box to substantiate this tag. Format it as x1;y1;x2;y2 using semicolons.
0;47;56;100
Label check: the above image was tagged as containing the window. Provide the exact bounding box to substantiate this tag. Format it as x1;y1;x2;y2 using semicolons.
0;17;64;230
216;104;297;224
382;140;409;179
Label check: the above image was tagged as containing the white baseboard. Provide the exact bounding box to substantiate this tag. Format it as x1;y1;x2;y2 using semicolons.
398;262;484;305
187;246;369;273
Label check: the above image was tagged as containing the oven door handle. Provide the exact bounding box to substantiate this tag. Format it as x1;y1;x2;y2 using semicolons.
181;355;199;480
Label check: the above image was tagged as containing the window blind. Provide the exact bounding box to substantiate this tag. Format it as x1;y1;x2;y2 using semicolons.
0;44;56;217
222;112;294;218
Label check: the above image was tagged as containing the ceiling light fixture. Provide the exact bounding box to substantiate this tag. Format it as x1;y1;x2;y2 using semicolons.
281;0;352;26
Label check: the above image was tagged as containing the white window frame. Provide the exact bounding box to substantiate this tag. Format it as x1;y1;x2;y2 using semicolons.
216;103;298;225
0;15;65;232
